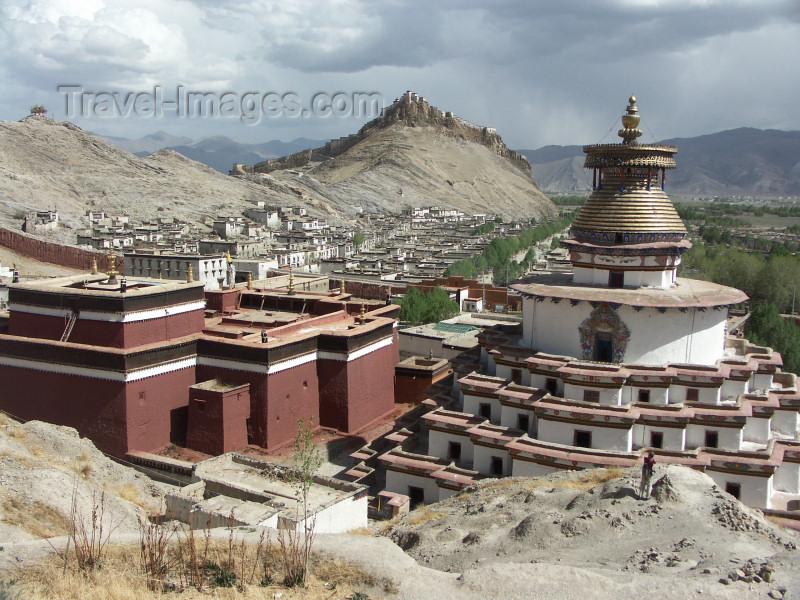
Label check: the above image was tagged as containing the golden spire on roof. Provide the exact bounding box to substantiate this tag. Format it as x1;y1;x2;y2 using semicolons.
247;272;253;289
106;249;119;284
339;278;346;295
226;251;232;263
287;267;295;295
359;303;366;323
91;257;98;274
187;264;194;283
618;96;642;145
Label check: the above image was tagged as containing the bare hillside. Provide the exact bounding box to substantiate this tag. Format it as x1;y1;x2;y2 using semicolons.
236;95;558;221
0;117;321;244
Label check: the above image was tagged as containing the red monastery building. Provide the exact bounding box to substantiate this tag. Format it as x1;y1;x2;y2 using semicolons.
0;268;399;458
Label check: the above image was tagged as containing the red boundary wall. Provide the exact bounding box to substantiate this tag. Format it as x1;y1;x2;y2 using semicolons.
0;226;117;273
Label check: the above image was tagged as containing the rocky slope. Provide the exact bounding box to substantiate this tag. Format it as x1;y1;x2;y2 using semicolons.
1;418;797;599
235;95;558;222
0;117;331;244
521;127;800;197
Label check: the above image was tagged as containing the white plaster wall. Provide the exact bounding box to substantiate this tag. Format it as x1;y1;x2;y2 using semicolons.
500;407;535;435
537;419;632;451
631;424;684;450
720;379;747;403
523;299;727;367
428;429;474;466
743;417;771;445
473;444;511;476
685;425;742;450
668;385;720;405
773;410;799;437
563;383;622;405
398;333;443;358
495;363;512;381
438;486;460;502
774;461;800;494
313;495;368;534
511;458;560;478
385;469;439;505
572;267;671;288
706;471;771;509
530;373;562;396
750;374;773;392
463;393;501;425
622;386;669;405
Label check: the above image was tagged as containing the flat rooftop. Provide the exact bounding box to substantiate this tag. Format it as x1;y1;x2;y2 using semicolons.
512;274;747;308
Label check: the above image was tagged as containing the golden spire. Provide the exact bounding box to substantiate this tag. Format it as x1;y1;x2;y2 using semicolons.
287;267;295;295
187;264;194;283
618;95;642;145
339;278;346;295
106;249;119;284
91;257;98;274
226;250;232;263
247;272;253;289
359;303;366;324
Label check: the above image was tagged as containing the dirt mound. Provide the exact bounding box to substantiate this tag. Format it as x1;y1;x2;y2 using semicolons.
0;416;165;542
383;466;800;598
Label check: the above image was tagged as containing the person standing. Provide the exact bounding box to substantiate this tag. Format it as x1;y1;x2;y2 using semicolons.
639;451;655;499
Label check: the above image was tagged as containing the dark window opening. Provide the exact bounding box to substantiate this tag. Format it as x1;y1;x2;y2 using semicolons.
615;232;624;244
705;431;719;448
408;486;425;509
545;378;559;396
650;431;664;449
725;483;741;500
478;403;492;420
574;430;592;448
594;332;613;362
511;368;522;384
686;388;699;402
448;441;462;461
583;390;600;403
609;270;624;288
517;414;530;433
490;456;503;476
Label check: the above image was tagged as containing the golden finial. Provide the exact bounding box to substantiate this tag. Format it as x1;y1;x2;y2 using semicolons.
359;303;366;324
339;278;346;295
618;95;642;145
287;267;295;295
158;271;163;279
106;249;119;284
91;257;98;274
247;272;253;289
226;250;232;263
187;264;194;283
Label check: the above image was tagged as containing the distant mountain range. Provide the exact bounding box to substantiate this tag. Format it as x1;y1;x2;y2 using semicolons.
102;132;325;173
518;128;800;197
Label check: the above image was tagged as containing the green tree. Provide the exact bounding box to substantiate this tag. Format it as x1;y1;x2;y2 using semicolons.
398;286;459;324
352;231;365;250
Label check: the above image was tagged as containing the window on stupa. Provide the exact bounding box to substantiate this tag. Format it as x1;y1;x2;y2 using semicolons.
583;390;600;403
638;389;651;403
686;388;699;402
574;430;592;448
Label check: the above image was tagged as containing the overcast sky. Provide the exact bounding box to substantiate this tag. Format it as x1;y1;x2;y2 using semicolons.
1;0;798;149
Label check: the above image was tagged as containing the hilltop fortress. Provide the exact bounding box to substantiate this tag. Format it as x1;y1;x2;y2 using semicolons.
232;91;532;176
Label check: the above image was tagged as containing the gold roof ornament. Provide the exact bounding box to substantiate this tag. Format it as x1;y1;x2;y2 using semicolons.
359;303;366;324
91;257;98;274
571;96;686;240
247;272;253;289
339;278;346;295
187;264;194;283
106;249;119;284
287;267;295;295
226;251;232;264
618;96;642;145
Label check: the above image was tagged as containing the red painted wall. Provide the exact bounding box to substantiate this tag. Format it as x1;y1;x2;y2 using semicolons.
124;367;196;452
0;226;117;272
9;309;204;348
0;365;128;456
186;384;250;455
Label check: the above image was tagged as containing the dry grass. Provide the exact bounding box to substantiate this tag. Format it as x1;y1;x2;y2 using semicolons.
348;526;376;536
8;425;26;440
1;494;70;539
0;412;8;426
10;541;384;600
73;449;93;479
405;505;445;526
111;482;141;507
475;467;626;496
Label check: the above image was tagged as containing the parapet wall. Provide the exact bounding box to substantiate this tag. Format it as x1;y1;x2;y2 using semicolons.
0;226;116;273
